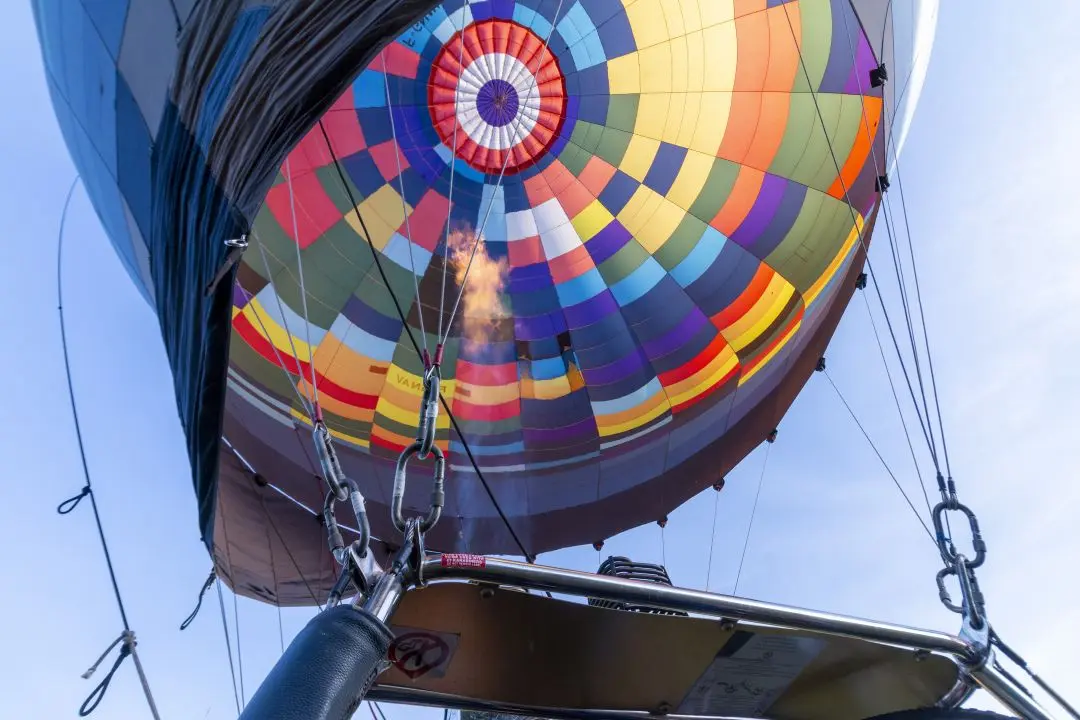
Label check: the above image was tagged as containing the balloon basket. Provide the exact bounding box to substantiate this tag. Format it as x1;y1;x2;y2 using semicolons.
240;547;1067;719
346;554;1056;720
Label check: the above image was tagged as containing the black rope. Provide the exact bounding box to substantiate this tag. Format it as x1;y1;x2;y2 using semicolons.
78;632;132;717
56;177;160;718
317;120;534;560
57;485;90;514
180;568;217;630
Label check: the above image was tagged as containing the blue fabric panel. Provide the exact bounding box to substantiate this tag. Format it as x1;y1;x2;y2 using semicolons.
80;0;129;58
195;6;272;152
115;72;153;241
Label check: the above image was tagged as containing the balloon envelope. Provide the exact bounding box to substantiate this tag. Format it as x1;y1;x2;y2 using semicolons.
35;0;933;604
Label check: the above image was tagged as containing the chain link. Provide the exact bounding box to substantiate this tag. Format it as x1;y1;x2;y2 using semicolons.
930;489;988;631
312;417;374;606
390;364;447;535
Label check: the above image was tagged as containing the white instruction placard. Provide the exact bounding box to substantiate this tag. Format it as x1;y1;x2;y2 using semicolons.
677;632;826;717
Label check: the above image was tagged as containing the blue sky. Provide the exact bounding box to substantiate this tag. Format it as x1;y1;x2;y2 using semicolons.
2;1;1078;718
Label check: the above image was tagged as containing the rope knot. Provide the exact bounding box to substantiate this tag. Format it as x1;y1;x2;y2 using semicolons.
57;485;91;515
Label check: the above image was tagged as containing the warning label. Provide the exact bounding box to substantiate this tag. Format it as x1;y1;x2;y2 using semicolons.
387;626;460;680
440;553;487;569
677;631;825;717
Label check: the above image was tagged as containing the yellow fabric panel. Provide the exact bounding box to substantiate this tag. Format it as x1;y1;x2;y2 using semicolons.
626;0;671;49
667;150;714;210
595;389;669;436
689;93;733;154
667;36;689;93
701;22;737;91
633;93;669;141
239;298;314;360
607;52;640;94
723;274;795;351
666;346;739;406
739;317;802;385
521;374;573;400
620;133;661;181
315;334;390;397
345;185;411;251
639;42;673;93
698;0;736;28
456;379;520;405
618;185;684;253
571;200;616;242
635;194;685;253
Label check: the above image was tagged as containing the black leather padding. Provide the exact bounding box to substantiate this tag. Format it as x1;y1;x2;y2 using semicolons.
240;605;393;719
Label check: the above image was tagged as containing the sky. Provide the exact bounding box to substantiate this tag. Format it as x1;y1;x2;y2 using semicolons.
1;1;1078;718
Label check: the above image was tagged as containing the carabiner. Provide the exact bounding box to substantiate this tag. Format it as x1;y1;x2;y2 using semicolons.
391;440;445;533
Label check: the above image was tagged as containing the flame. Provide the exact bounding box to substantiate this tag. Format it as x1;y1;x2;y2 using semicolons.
447;228;509;353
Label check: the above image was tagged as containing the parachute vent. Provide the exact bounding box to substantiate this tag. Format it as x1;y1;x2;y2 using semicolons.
588;556;688;617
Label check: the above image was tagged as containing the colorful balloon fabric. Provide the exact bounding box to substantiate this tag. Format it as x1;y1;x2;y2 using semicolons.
225;0;890;564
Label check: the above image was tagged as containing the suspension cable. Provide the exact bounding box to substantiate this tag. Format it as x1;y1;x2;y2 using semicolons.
885;117;954;481
317;119;535;560
54;177;161;719
216;579;243;716
437;0;473;341
823;369;935;542
733;441;772;595
250;232;317;418
781;4;942;479
381;53;429;355
834;6;941;518
704;484;722;592
284;156;322;410
439;0;568;347
859;293;935;518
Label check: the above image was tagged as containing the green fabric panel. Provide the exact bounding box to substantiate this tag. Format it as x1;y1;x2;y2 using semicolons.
769;92;819;180
569;120;605;154
606;94;639;133
594;127;632;167
654;213;707;271
560;141;591;176
317;163;365;212
687;158;740;225
228;344;303;411
597;236;649;285
792;0;833;93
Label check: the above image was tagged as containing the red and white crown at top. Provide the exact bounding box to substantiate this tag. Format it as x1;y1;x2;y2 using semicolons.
429;19;567;175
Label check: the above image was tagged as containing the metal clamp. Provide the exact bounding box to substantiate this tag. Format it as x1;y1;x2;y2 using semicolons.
314;421;349;502
391;441;445;534
322;478;371;562
932;500;986;569
416;368;440;459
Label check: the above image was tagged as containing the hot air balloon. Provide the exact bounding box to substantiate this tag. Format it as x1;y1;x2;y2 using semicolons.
34;1;1073;719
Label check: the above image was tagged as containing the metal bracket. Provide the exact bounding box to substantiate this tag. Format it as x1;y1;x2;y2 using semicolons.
204;234;248;296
